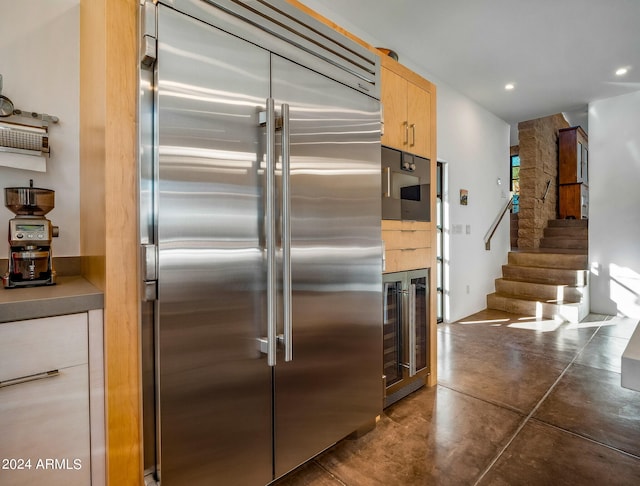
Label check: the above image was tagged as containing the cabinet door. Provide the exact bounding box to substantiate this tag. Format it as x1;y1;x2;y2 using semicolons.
407;81;431;159
0;365;90;486
381;66;408;150
408;271;429;374
383;279;404;387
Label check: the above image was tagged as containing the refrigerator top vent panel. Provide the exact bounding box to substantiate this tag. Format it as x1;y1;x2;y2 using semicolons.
158;0;380;99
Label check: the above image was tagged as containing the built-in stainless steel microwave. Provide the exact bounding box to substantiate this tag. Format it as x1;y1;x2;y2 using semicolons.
382;146;430;221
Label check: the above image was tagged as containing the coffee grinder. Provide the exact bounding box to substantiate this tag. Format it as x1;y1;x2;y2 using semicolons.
3;180;59;288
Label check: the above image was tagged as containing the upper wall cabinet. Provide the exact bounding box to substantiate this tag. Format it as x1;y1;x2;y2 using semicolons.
381;57;434;160
558;126;588;185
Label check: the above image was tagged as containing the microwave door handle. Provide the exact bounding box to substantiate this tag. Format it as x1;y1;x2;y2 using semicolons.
281;103;292;362
383;166;391;198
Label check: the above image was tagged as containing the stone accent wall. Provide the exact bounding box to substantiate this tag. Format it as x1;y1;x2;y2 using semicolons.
517;114;570;248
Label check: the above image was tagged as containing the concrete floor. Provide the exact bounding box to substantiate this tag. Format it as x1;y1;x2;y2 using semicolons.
273;310;640;485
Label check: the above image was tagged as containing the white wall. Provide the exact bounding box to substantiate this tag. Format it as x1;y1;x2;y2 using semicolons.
437;85;511;322
0;0;80;257
588;90;640;319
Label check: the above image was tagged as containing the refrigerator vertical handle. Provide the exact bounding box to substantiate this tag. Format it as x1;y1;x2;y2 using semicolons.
266;98;277;367
282;103;293;362
408;282;417;377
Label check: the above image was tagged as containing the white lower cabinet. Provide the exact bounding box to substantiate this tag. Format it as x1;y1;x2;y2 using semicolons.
0;312;103;486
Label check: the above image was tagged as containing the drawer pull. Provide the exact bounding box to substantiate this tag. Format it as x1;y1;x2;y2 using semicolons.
0;369;59;389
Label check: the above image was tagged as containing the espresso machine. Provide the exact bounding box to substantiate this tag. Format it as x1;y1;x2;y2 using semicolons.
3;180;59;288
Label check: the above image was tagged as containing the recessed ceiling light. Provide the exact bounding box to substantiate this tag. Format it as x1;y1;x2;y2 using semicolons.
616;67;628;76
505;83;515;90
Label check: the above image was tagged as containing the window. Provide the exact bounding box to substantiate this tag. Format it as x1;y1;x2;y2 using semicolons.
510;154;520;213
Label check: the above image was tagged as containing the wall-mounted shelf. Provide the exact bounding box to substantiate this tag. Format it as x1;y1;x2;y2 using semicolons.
0;74;58;158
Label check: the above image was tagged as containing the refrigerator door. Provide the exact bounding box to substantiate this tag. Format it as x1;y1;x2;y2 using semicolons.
156;6;272;485
271;54;382;477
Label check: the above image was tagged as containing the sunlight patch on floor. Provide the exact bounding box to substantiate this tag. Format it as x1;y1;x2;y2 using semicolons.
458;318;511;325
508;320;562;332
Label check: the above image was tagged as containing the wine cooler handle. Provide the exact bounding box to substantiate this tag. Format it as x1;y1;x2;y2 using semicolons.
282;103;293;362
409;283;417;377
266;97;277;367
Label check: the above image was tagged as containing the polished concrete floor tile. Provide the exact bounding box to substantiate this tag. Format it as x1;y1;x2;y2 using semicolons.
273;461;345;486
438;329;566;413
596;316;640;339
534;363;640;457
441;309;599;365
315;385;522;486
574;332;629;372
478;420;640;486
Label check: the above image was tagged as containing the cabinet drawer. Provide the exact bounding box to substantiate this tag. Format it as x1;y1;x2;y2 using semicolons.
0;314;88;382
0;364;91;485
382;220;429;231
385;247;431;273
383;229;431;250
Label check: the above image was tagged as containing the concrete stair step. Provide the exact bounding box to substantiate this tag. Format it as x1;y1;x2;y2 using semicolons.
547;219;588;228
495;278;585;303
502;265;589;286
488;218;590;324
544;226;588;238
508;251;588;269
540;237;588;250
487;292;588;323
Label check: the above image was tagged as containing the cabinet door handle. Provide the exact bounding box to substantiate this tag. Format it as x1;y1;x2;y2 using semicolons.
410;123;416;147
404;121;409;145
0;369;60;389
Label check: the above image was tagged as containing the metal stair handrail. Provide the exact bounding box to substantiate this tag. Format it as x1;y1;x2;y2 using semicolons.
484;192;514;250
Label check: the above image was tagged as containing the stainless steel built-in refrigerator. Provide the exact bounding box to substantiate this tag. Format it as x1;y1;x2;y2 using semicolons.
139;1;382;485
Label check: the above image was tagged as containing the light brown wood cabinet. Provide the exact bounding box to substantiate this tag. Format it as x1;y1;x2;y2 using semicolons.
382;220;431;273
378;54;437;387
381;64;432;159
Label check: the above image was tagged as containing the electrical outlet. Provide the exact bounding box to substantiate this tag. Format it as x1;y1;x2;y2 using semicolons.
466;224;471;235
466;285;470;294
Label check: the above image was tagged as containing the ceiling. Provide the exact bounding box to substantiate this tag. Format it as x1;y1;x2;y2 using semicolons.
300;0;640;136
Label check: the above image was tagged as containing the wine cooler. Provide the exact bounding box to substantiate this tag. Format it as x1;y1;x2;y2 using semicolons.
383;269;430;407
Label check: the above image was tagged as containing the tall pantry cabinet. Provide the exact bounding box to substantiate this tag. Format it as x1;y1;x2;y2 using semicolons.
379;53;437;397
558;126;589;219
